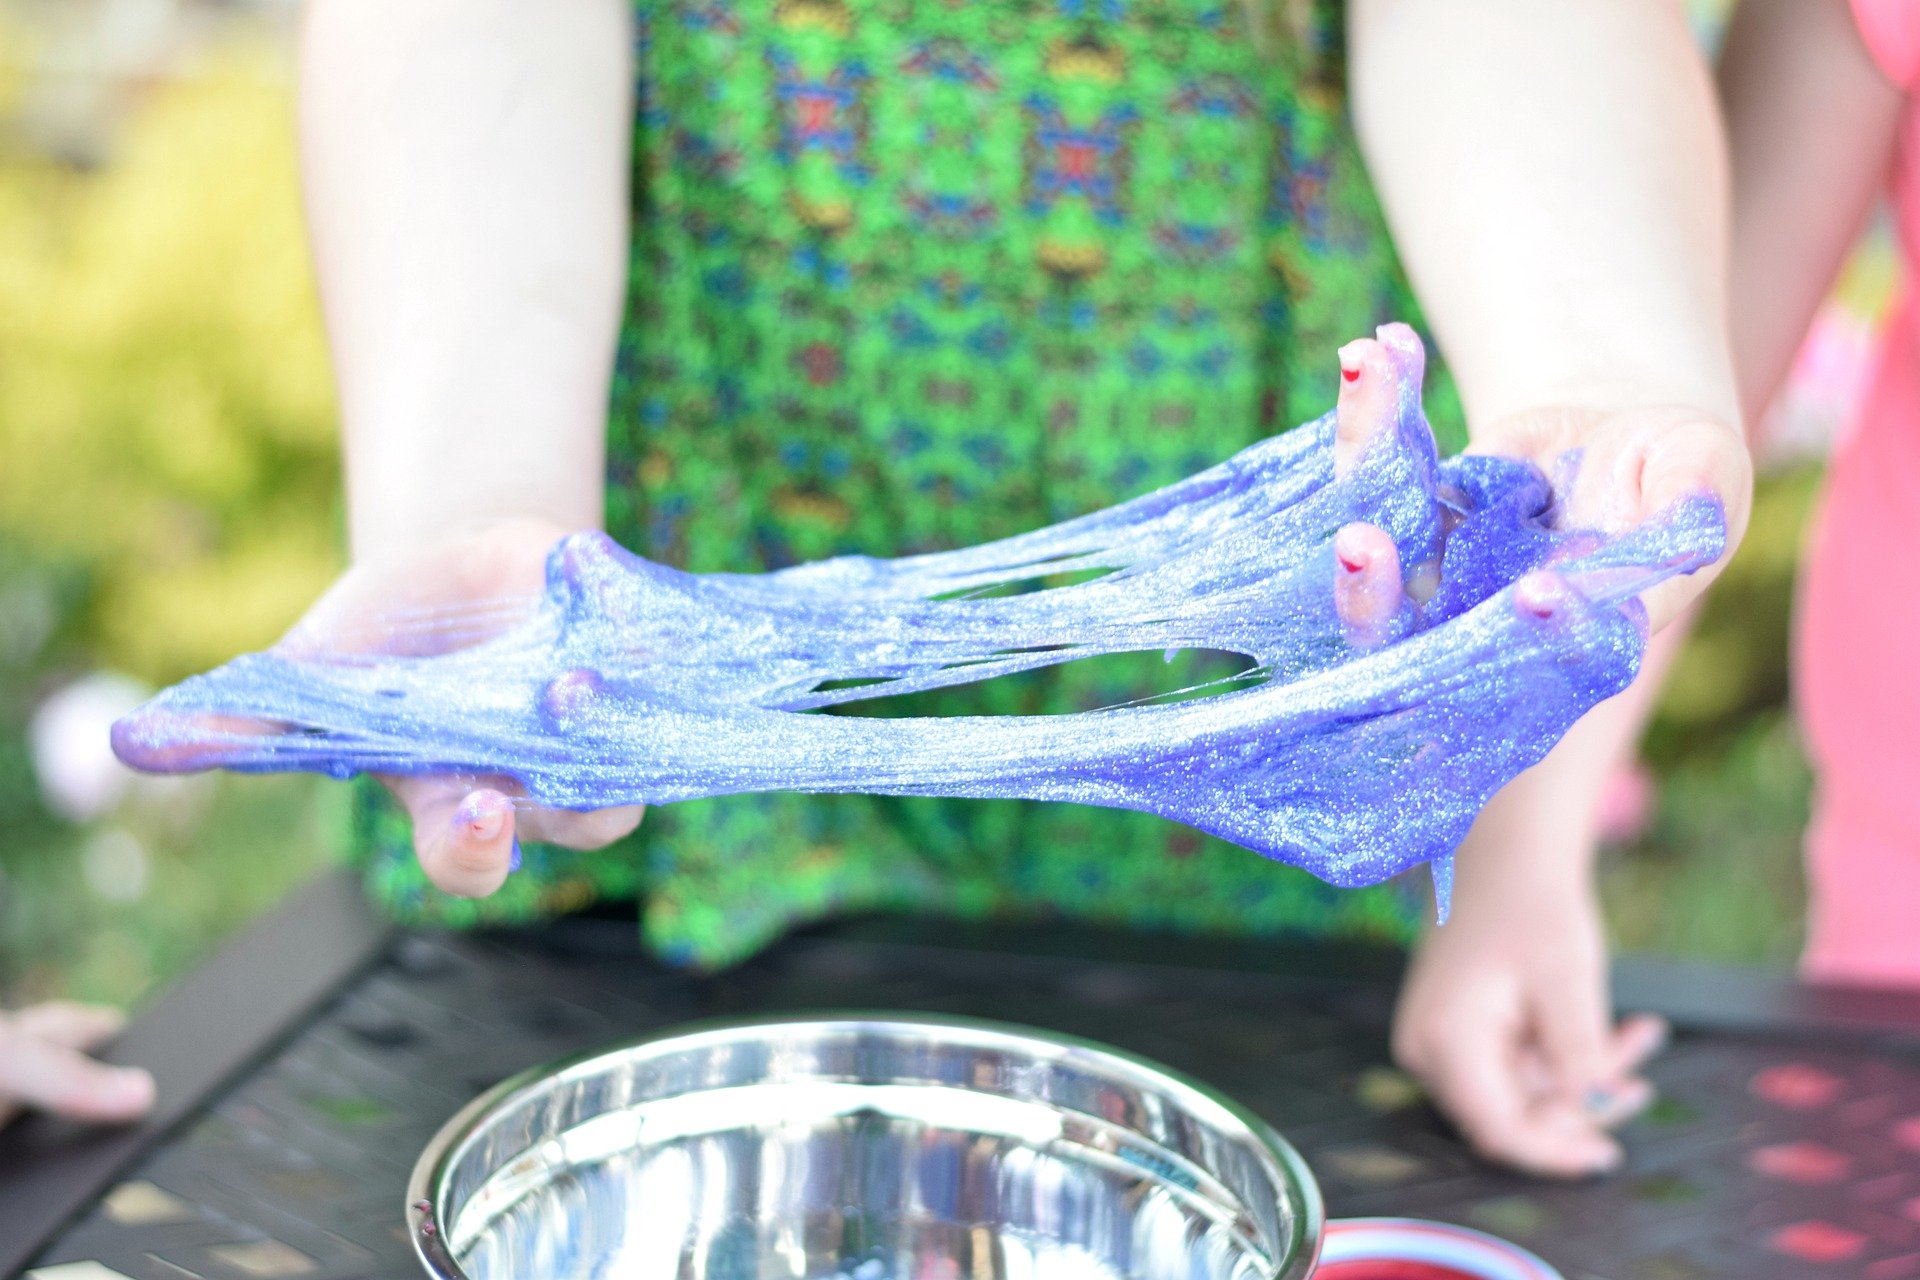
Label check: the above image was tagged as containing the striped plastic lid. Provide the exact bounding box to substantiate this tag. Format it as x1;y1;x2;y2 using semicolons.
1315;1218;1564;1280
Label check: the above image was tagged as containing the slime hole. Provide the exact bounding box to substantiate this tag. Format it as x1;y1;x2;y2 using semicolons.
812;676;900;694
930;565;1118;601
820;648;1263;719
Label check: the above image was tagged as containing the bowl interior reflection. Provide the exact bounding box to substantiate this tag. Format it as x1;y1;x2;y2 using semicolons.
415;1017;1320;1280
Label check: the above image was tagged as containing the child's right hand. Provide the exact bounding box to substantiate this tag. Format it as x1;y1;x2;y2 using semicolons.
0;1002;154;1129
281;519;643;898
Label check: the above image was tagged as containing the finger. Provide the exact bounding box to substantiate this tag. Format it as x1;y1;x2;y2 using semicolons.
1581;1014;1668;1127
1426;1026;1621;1178
1513;1042;1556;1104
111;710;291;775
1333;337;1401;475
1533;961;1615;1109
12;1002;125;1053
1332;523;1405;645
1564;413;1752;633
1606;1013;1669;1078
390;778;517;898
0;1024;154;1123
1585;1075;1655;1129
518;805;645;852
1512;570;1584;632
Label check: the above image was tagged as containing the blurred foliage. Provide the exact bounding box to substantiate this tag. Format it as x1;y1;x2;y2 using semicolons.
0;26;341;683
1604;708;1810;965
0;532;348;1005
0;19;343;1007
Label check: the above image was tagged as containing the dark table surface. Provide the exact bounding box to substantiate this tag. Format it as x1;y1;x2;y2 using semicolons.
5;870;1920;1280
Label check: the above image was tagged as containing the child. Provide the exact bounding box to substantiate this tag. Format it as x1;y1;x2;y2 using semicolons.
1719;0;1920;986
29;0;1753;1181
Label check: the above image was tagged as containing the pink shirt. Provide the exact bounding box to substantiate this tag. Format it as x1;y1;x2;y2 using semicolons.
1797;1;1920;986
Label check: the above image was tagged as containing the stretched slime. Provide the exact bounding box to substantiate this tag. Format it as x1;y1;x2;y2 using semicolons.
112;326;1724;912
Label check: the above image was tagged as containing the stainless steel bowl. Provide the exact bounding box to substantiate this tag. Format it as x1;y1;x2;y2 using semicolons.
408;1015;1324;1280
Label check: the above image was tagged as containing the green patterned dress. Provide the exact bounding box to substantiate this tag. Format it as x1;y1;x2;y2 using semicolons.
355;0;1466;969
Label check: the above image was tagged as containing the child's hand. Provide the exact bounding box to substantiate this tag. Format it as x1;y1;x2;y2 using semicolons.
0;1002;154;1128
119;518;639;895
1392;877;1665;1178
1473;404;1752;634
287;519;645;897
278;519;643;898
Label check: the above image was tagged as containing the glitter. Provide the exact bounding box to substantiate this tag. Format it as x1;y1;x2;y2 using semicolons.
112;327;1721;913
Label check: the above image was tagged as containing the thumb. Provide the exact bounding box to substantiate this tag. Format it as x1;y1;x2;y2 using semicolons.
13;1002;127;1052
387;777;519;899
1564;410;1752;634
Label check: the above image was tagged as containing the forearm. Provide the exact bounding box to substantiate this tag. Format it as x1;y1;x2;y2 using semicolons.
1719;0;1901;420
299;0;633;562
1448;620;1687;909
1350;0;1738;431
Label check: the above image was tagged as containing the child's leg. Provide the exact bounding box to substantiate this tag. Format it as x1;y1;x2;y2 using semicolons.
1796;308;1920;987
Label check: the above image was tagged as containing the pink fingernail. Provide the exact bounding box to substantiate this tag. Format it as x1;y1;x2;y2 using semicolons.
454;795;505;842
1336;341;1370;386
1334;528;1370;575
106;1068;155;1109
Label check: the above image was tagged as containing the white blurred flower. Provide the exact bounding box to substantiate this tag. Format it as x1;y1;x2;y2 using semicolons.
82;827;150;903
29;671;152;823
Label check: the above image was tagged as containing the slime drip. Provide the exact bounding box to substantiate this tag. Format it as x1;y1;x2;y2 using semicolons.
112;327;1724;915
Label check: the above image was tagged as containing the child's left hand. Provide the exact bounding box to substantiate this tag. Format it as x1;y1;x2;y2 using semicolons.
1392;873;1666;1178
1473;402;1751;635
1381;397;1730;1179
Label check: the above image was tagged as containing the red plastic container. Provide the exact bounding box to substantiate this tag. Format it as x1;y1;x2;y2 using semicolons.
1316;1218;1564;1280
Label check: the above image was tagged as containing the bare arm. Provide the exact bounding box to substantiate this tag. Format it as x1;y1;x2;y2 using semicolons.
1720;0;1903;418
1351;0;1736;432
1351;0;1749;1178
293;0;642;896
299;0;634;562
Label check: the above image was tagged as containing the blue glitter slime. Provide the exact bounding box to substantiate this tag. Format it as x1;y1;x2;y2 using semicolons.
113;327;1724;916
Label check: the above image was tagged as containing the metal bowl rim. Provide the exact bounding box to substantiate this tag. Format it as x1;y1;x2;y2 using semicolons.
405;1010;1325;1280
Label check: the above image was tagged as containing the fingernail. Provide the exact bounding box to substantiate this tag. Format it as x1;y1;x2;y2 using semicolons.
1583;1085;1615;1115
106;1068;156;1109
1333;527;1369;575
1336;341;1368;384
454;794;505;842
1614;1080;1656;1120
508;836;523;873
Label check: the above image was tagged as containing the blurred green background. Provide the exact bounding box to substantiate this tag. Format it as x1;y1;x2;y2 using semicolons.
0;0;1885;1009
